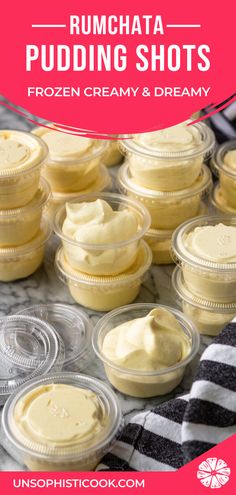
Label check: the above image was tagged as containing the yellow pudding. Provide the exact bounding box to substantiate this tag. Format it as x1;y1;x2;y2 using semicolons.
145;228;173;264
211;142;236;209
172;217;236;302
103;140;123;167
0;178;50;247
211;183;236;214
47;165;111;221
33;125;106;192
93;304;198;398
0;130;48;209
118;163;212;229
2;374;122;472
172;267;236;336
0;218;51;282
55;241;152;311
54;193;151;276
122;121;215;191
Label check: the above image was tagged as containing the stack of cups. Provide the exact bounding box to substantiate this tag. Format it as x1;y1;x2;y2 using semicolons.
32;124;112;219
171;215;236;336
54;192;152;311
211;140;236;214
118;120;215;264
0;130;52;282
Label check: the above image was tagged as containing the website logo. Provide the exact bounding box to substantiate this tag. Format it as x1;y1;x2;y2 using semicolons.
197;458;231;489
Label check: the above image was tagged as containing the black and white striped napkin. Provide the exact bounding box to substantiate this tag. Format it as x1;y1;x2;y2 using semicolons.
97;321;236;471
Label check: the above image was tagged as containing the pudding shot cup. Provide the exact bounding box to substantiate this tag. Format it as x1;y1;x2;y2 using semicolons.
93;303;199;398
54;192;151;276
55;240;152;311
172;215;236;302
172;267;236;336
0;178;50;247
121;121;215;191
1;372;122;471
211;140;236;209
0;130;48;209
211;183;236;214
0;217;52;282
118;163;212;229
33;125;106;193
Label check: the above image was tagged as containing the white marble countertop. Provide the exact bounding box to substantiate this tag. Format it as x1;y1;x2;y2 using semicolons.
0;99;211;471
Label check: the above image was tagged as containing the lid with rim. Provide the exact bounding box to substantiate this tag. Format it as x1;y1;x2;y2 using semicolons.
211;140;236;179
0;130;48;177
117;163;212;200
0;216;52;259
120;121;215;159
32;124;107;163
211;183;236;214
0;315;65;405
18;304;92;368
172;266;236;312
171;215;236;272
2;372;123;461
0;177;51;217
55;240;152;288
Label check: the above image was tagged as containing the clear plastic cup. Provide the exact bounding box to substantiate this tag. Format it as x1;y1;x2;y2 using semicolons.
103;140;123;167
211;182;236;214
211;140;236;208
47;165;111;221
92;303;199;398
0;315;65;405
117;163;212;229
55;241;152;311
33;125;107;193
18;304;93;372
0;217;52;282
172;267;236;336
172;215;236;302
0;130;48;209
0;178;51;247
121;121;215;191
1;372;122;471
54;192;151;276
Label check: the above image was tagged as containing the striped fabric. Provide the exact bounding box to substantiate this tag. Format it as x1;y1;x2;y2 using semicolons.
97;321;236;471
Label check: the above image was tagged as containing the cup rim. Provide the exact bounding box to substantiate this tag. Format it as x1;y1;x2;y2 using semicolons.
121;121;215;160
0;130;48;177
117;163;212;200
53;192;151;250
92;303;200;376
0;216;52;258
0;177;51;217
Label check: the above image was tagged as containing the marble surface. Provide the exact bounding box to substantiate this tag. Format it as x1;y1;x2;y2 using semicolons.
0;98;211;471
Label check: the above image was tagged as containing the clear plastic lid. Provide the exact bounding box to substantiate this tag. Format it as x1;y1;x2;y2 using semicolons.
2;372;123;464
32;124;107;163
211;183;236;214
55;240;152;288
172;266;236;312
117;163;212;200
0;216;52;260
18;304;92;369
0;177;51;218
211;140;236;179
0;316;65;405
0;130;48;177
121;121;215;160
171;215;236;272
